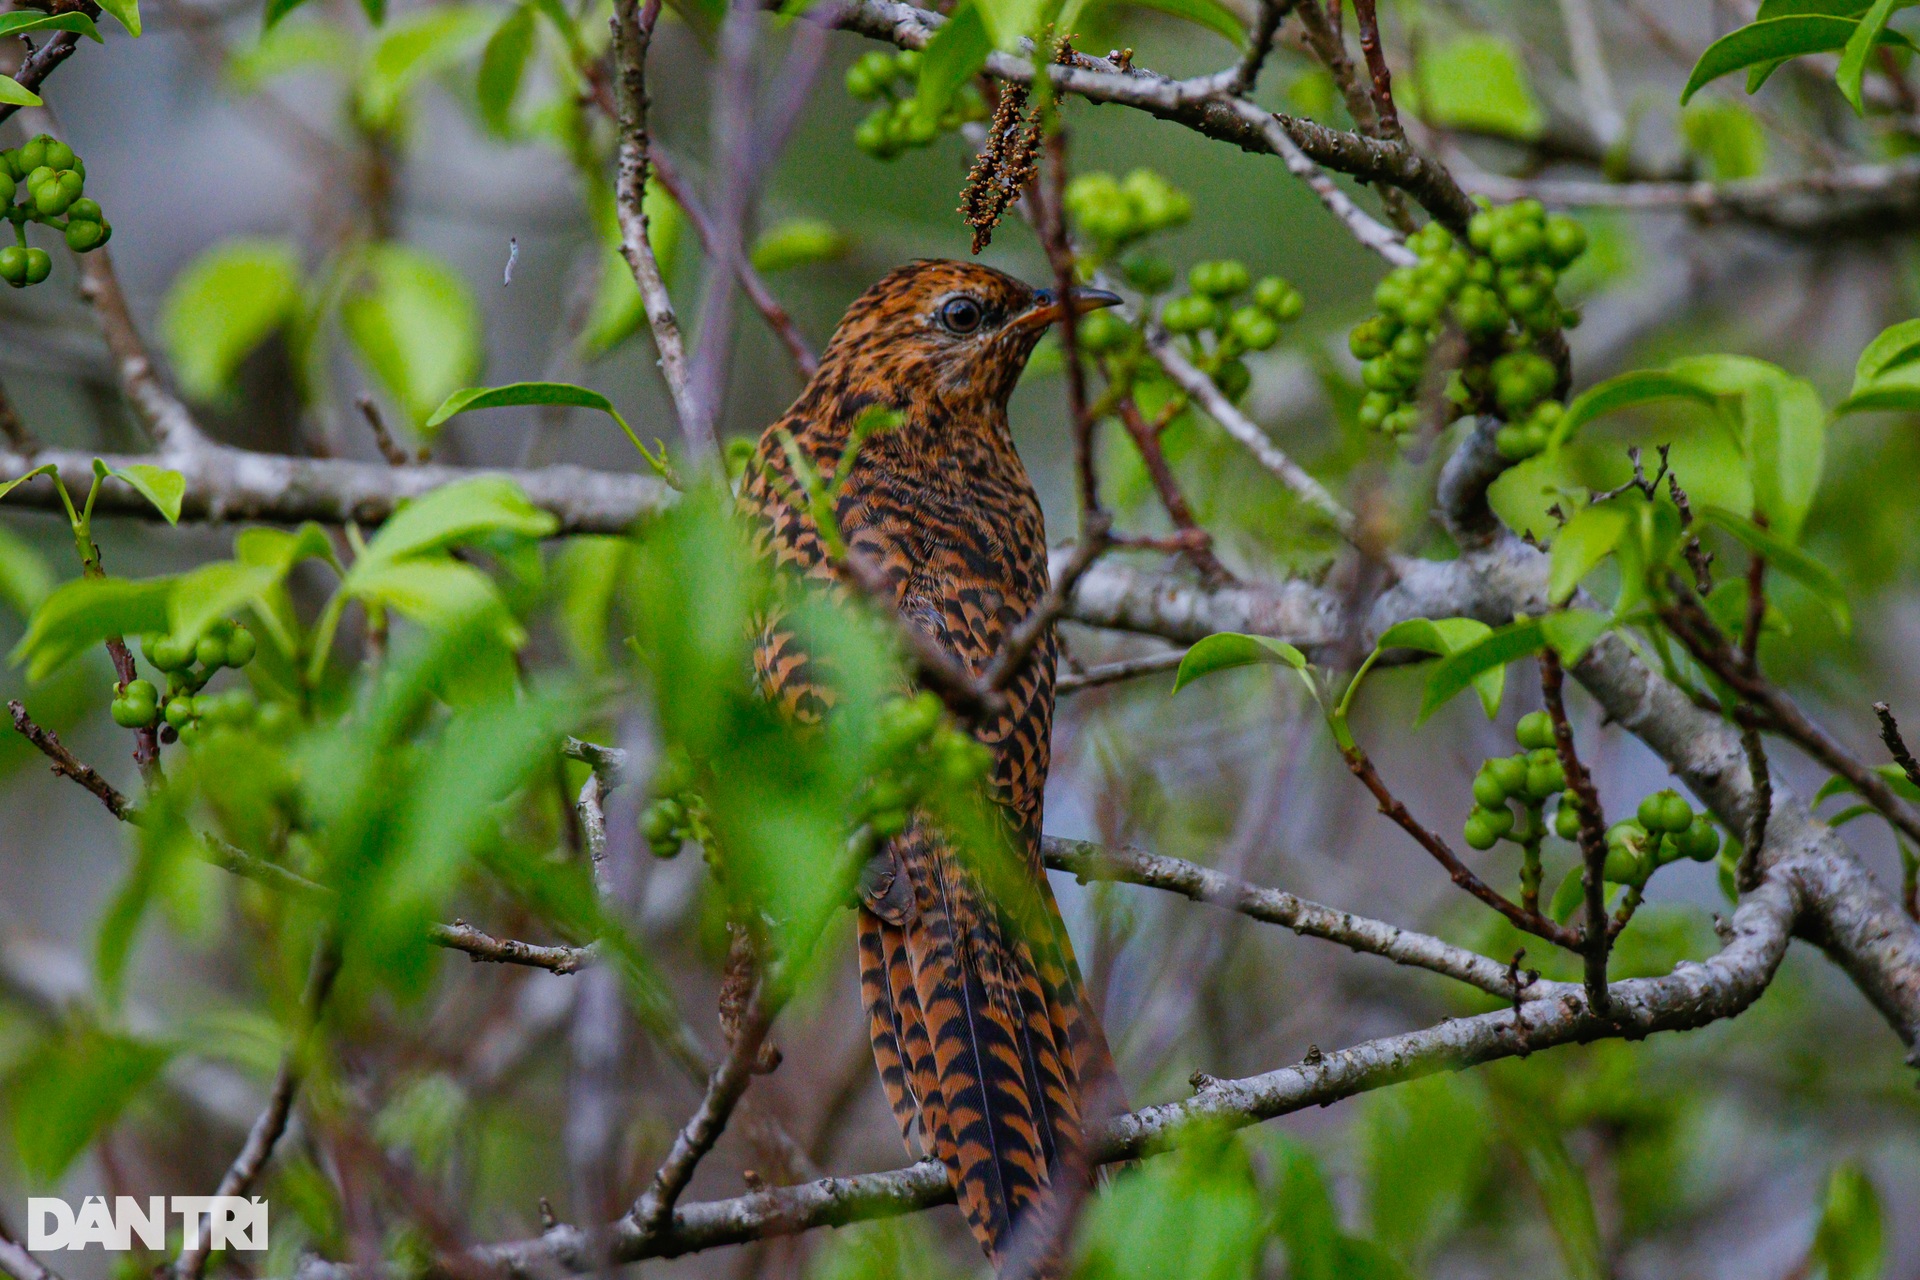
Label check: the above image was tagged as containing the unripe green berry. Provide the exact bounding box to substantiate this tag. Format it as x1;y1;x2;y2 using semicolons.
1227;306;1280;351
1121;252;1174;293
1603;844;1648;884
125;679;158;706
1678;816;1722;862
1494;424;1534;460
1188;259;1250;298
1515;710;1555;750
21;249;50;286
225;626;257;667
164;697;196;729
1161;293;1217;335
1477;803;1515;838
1554;799;1582;839
195;633;229;670
66;219;104;253
43;140;74;171
0;247;26;287
1473;769;1508;809
1463;813;1497;850
148;634;193;671
1489;755;1529;794
16;138;46;173
1075;309;1130;354
111;697;153;728
1525;759;1565;801
0;171;13;205
1544;216;1588;267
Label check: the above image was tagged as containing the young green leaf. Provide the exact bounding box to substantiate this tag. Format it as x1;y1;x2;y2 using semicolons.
0;524;55;618
159;239;305;402
426;382;666;469
9;575;174;680
95;0;140;36
12;1026;173;1180
1099;0;1246;47
356;7;495;130
0;11;103;40
107;464;185;525
1681;15;1913;103
342;244;482;428
1548;505;1629;604
1172;631;1306;693
1505;1115;1605;1280
1850;317;1920;388
1549;864;1586;923
1552;370;1720;449
1681;101;1768;180
357;475;559;569
169;560;285;646
477;4;536;134
1348;616;1502;720
913;0;991;120
748;219;848;274
0;464;62;505
1700;506;1850;633
1836;0;1903;111
1540;608;1611;665
1406;33;1542;139
1813;764;1920;804
1810;1164;1884;1280
1417;619;1546;723
0;74;43;106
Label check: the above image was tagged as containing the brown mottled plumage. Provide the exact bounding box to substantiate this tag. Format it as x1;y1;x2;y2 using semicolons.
740;261;1124;1271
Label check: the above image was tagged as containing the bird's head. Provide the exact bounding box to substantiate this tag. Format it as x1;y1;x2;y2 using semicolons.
816;260;1120;411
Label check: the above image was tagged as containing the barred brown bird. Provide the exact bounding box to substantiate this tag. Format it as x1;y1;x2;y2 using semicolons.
740;260;1124;1270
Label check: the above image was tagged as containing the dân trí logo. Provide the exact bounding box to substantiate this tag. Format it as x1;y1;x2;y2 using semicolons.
27;1197;268;1252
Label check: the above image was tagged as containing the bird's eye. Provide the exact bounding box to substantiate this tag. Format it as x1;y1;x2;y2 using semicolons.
938;295;985;334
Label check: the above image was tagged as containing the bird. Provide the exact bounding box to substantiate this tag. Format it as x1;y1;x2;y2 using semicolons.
739;259;1125;1271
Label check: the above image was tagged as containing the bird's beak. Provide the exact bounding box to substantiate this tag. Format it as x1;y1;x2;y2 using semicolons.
1013;285;1123;333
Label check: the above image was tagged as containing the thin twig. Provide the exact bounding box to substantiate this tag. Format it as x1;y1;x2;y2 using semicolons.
9;700;132;819
646;148;818;378
356;396;420;466
174;935;342;1280
1147;333;1361;540
611;0;700;444
1873;702;1920;790
431;922;596;974
1349;0;1402;138
1540;649;1612;1016
1114;397;1234;584
1056;649;1189;695
1342;741;1579;948
0;31;82;128
0;1217;62;1280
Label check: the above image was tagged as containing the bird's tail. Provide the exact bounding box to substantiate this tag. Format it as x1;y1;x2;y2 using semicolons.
859;829;1123;1273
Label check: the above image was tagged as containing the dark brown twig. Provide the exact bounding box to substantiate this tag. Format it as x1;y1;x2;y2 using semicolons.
1342;741;1579;948
1114;397;1234;584
173;934;343;1280
9;700;132;819
356;396;421;466
0;31;83;128
1349;0;1402;138
1540;649;1612;1015
1874;702;1920;790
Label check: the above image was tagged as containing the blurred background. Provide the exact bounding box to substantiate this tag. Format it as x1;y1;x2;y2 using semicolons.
2;0;1918;1276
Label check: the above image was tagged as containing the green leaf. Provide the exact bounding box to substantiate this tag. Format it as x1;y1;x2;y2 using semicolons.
1759;0;1871;15
169;560;285;647
262;0;315;31
1418;619;1545;723
1838;0;1903;111
0;464;61;505
342;244;483;428
1540;609;1612;665
1681;100;1767;180
1267;1134;1414;1280
1507;1117;1605;1280
1364;616;1502;718
1700;506;1850;633
159;239;305;402
476;4;536;134
914;0;992;120
1851;317;1920;388
0;11;103;40
1172;631;1306;693
1814;763;1920;805
1407;33;1542;139
748;219;848;274
12;1026;172;1180
357;475;558;569
1554;370;1720;448
1549;505;1630;604
974;0;1052;49
1810;1163;1884;1280
1101;0;1245;46
1736;374;1827;542
427;381;616;429
580;181;681;360
0;525;55;618
1682;16;1907;103
228;20;355;85
107;464;184;525
95;0;140;36
9;576;174;681
346;558;524;646
1361;1074;1489;1265
0;75;43;107
1075;1125;1267;1280
1549;864;1586;923
356;6;494;129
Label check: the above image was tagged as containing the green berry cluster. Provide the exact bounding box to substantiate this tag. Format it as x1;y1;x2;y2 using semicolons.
1063;169;1194;260
131;621;257;742
846;51;986;159
1462;711;1570;851
860;690;992;838
1;135;112;290
640;749;710;858
1599;790;1722;886
1348;203;1586;448
1149;262;1304;400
